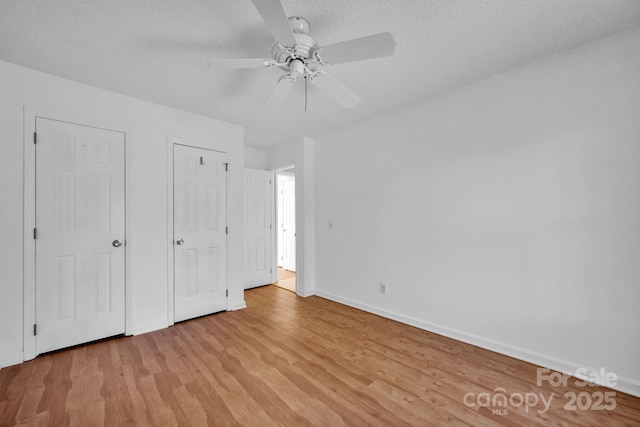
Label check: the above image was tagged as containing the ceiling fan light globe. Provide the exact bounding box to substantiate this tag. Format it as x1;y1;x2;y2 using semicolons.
289;59;305;78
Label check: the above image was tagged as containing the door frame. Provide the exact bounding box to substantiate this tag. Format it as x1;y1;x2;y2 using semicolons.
22;108;133;362
166;136;229;326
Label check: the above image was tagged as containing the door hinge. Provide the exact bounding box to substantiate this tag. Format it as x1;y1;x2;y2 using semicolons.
224;162;229;172
33;132;37;144
33;228;37;239
200;156;204;165
225;226;228;235
33;324;37;336
226;289;228;297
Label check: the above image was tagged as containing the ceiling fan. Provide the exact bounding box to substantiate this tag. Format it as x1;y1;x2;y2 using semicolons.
208;0;396;111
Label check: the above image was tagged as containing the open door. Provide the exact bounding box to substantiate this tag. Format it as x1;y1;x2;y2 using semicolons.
173;144;227;322
277;170;296;272
244;168;273;289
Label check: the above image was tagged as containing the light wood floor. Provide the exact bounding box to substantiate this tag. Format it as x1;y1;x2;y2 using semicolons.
1;285;639;426
274;267;296;293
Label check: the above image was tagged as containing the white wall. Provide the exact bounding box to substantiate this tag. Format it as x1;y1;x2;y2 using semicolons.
244;146;267;169
0;60;245;367
267;137;316;296
314;29;640;396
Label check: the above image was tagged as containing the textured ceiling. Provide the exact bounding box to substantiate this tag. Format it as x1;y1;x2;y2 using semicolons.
2;1;640;149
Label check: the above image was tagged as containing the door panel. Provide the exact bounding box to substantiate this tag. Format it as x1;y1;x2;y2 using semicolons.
35;118;126;354
277;180;284;268
174;145;227;322
282;175;296;272
244;169;273;289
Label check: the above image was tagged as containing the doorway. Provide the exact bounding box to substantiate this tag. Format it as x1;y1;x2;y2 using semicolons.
274;166;296;292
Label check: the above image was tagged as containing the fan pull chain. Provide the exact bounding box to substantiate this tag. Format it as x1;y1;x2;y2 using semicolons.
304;77;308;112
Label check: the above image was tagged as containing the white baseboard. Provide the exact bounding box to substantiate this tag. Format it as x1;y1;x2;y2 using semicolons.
297;289;315;298
228;301;247;311
314;290;640;398
0;350;24;369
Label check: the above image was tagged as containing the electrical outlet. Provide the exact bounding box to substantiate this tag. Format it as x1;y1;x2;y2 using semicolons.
379;283;387;295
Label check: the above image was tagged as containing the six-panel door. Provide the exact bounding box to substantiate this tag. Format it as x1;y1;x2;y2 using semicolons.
244;168;273;289
35;118;126;354
173;144;227;322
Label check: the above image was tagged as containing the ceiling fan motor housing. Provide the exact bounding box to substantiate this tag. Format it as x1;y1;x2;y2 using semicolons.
271;17;318;71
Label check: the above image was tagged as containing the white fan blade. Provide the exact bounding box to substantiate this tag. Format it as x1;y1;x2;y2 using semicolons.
265;76;297;111
315;32;395;65
251;0;297;47
207;58;271;69
309;72;361;108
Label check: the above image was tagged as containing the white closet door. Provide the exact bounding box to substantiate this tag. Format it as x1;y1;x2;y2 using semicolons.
35;117;126;354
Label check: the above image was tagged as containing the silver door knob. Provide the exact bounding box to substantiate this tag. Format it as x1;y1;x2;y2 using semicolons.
112;240;122;248
176;239;184;246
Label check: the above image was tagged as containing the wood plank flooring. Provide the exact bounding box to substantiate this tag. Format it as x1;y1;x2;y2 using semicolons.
1;285;639;426
274;267;296;293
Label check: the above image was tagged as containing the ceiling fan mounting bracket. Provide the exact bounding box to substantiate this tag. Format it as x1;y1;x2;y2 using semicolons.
312;49;329;66
306;69;323;83
288;17;310;35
